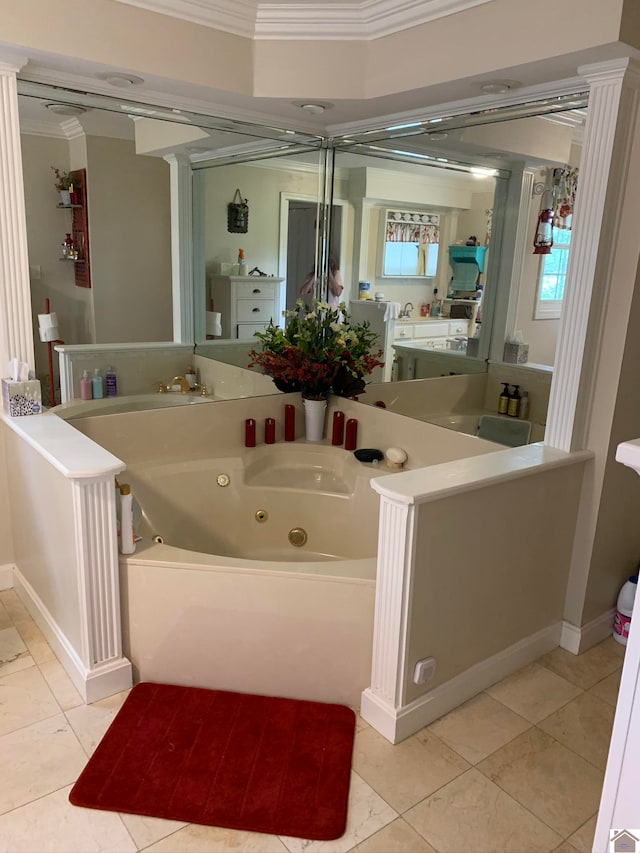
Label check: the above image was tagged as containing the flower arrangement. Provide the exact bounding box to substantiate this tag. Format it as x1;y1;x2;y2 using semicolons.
248;299;384;399
51;167;72;191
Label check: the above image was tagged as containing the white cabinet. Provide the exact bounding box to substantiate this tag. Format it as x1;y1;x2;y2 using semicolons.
209;275;283;339
393;319;468;349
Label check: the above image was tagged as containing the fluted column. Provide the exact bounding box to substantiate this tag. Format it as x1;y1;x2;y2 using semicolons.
0;57;34;371
546;58;640;450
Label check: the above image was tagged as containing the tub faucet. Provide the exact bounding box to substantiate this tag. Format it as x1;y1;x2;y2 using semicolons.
400;302;414;318
159;375;191;394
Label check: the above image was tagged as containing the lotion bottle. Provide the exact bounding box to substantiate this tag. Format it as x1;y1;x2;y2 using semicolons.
498;382;510;415
80;369;92;400
507;384;521;417
92;368;104;399
238;248;248;277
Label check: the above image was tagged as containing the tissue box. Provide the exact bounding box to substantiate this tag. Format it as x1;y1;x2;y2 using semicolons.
503;342;529;364
2;378;42;416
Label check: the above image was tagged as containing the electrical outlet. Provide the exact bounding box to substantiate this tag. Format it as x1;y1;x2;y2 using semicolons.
413;657;436;685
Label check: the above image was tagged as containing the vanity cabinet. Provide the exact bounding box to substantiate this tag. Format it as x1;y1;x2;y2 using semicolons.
393;319;470;348
208;275;283;339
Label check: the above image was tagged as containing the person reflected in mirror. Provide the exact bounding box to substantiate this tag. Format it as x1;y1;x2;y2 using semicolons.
300;254;344;309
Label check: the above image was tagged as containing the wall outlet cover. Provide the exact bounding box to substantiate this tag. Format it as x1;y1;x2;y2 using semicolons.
413;657;437;685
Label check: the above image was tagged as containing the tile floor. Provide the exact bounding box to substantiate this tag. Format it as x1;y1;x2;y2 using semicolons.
0;587;625;853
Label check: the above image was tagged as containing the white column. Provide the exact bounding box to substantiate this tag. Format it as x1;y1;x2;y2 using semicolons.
546;58;640;451
360;494;416;743
165;153;194;344
0;57;34;372
72;475;131;702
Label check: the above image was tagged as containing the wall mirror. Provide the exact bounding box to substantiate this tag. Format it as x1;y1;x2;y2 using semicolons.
16;78;587;423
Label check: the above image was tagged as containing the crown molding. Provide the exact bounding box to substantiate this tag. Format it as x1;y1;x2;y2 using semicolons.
112;0;493;40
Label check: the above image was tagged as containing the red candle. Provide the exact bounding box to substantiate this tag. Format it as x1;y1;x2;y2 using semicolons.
332;411;345;446
284;404;295;441
345;418;358;451
245;418;256;447
265;417;276;444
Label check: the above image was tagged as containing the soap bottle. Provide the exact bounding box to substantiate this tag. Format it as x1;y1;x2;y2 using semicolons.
508;384;521;417
498;382;510;415
429;289;440;317
238;248;248;277
105;365;117;397
80;369;92;400
92;368;104;399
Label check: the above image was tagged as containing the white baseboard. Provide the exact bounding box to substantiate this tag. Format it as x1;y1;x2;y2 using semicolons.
361;622;562;743
13;567;132;703
561;609;615;654
0;564;15;590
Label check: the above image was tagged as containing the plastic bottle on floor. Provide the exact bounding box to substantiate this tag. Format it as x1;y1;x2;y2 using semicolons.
613;575;638;645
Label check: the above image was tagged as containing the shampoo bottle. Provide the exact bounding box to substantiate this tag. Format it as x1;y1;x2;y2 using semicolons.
80;369;92;400
118;484;135;554
508;384;521;417
498;382;510;415
105;365;117;397
92;368;104;399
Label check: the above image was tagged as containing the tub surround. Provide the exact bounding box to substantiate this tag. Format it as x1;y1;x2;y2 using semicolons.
363;443;592;743
1;411;131;703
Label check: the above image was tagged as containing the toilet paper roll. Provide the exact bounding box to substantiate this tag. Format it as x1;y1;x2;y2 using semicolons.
38;312;58;329
38;324;59;342
206;311;222;336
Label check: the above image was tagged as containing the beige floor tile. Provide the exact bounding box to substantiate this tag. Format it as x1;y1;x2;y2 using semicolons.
552;844;580;852
538;692;615;769
0;786;136;853
487;662;583;723
538;640;624;689
428;692;532;763
567;815;598;852
352;723;469;813
280;771;398;853
0;665;60;736
119;812;188;849
404;768;562;852
589;670;622;707
0;714;88;815
14;617;56;664
39;658;83;711
65;689;131;756
0;601;11;630
0;626;34;677
145;823;288;852
349;818;435;852
477;728;604;838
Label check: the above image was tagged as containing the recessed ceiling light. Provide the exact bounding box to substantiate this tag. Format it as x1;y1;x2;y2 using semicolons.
99;72;145;88
479;80;521;95
45;103;87;117
292;101;333;116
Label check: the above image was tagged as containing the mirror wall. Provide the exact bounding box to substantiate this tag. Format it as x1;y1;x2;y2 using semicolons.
17;80;586;410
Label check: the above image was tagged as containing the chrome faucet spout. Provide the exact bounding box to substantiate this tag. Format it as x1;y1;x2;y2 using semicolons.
400;301;414;318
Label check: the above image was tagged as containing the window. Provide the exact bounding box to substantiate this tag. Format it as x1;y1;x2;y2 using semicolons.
534;227;571;319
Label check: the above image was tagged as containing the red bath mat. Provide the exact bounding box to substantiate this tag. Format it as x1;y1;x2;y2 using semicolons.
69;682;355;841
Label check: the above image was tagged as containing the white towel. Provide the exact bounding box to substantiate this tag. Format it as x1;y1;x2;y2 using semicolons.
384;302;401;322
205;311;222;336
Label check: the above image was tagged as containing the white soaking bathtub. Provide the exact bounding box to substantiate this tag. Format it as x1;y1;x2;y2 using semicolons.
119;443;381;706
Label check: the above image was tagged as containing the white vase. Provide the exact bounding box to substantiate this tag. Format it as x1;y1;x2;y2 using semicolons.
59;190;71;205
303;397;327;441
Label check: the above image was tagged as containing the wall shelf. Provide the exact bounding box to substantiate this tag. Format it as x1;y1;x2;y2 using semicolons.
55;169;91;288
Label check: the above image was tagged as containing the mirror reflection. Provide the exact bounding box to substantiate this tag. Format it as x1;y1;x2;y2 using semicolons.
17;79;586;438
